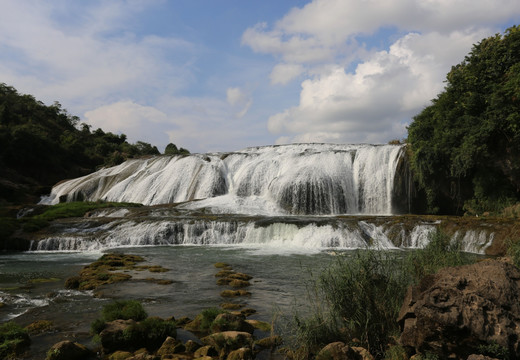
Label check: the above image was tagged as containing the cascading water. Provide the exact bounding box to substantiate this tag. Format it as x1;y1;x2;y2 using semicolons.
40;144;404;216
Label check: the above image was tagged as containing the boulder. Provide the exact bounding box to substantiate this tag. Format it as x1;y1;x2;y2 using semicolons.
227;347;254;360
398;260;520;359
202;331;253;353
156;336;185;356
210;313;255;334
99;319;136;353
315;342;374;360
46;340;92;360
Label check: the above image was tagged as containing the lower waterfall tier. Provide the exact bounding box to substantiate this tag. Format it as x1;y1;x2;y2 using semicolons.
22;205;516;255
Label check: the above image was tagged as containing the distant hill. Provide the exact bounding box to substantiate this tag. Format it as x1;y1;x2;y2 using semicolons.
0;83;185;204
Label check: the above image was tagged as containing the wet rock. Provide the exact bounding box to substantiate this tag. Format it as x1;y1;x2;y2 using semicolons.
193;345;218;357
100;319;136;353
227;347;254;360
467;355;500;360
210;313;254;334
108;351;133;360
398;259;520;359
201;331;253;354
254;335;283;349
46;340;92;360
156;336;185;356
315;342;374;360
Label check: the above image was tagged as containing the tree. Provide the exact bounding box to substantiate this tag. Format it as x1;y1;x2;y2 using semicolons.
407;26;520;215
164;142;190;155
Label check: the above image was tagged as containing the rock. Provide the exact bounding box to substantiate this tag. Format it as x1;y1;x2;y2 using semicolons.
467;355;500;360
210;313;255;334
156;336;185;356
398;260;520;359
202;331;253;353
193;345;218;358
227;347;254;360
99;319;136;353
315;342;374;360
245;319;271;332
109;351;133;360
254;335;283;349
46;340;92;360
184;339;201;353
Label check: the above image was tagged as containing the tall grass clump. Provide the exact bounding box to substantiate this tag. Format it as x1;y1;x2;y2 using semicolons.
288;228;478;359
289;249;409;359
404;228;477;284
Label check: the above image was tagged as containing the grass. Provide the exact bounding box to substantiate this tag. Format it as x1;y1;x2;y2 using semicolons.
0;322;30;359
287;228;479;360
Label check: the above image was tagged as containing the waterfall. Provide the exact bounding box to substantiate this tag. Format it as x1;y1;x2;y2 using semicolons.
41;144;405;216
32;215;494;254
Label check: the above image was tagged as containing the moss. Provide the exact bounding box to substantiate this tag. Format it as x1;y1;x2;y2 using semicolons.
229;279;250;288
0;322;30;359
215;269;235;278
24;320;54;335
144;278;173;285
214;262;232;269
227;273;253;281
246;319;270;332
255;335;282;349
220;290;251;298
220;303;244;310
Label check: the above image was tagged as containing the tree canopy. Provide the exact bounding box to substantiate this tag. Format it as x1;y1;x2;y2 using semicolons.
407;26;520;215
0;84;185;203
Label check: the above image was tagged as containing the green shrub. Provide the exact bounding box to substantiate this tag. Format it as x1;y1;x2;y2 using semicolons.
102;300;147;322
200;308;226;331
91;300;148;335
0;322;30;359
477;341;510;360
122;317;177;350
404;228;476;283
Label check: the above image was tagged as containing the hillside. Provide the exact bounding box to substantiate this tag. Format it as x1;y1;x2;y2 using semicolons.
0;83;186;204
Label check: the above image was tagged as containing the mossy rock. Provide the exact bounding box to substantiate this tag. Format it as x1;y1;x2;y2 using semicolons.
221;303;244;310
227;347;254;360
229;279;250;288
108;350;133;360
220;290;251;298
216;278;232;286
0;321;31;359
201;331;253;353
45;340;92;360
245;319;270;332
240;308;256;317
254;335;283;349
156;336;185;356
25;320;54;335
214;262;231;269
215;270;235;278
210;313;254;334
228;273;253;281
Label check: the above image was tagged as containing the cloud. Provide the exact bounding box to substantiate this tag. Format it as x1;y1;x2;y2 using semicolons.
270;63;305;85
0;1;194;111
243;0;520;144
226;87;253;118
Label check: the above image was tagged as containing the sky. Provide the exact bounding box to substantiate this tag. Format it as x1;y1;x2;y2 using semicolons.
1;1;519;154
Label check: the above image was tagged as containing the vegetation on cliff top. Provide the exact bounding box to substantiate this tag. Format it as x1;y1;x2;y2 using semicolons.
407;25;520;215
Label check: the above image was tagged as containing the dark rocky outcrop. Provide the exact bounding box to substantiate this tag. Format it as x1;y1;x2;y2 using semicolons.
398;259;520;359
46;340;93;360
315;342;374;360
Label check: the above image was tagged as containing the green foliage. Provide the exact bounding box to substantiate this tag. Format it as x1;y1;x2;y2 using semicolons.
164;142;190;156
507;239;520;268
477;341;510;360
199;307;226;331
0;217;18;240
384;344;408;360
101;300;148;323
0;321;30;359
407;26;520;215
404;229;476;284
122;317;177;350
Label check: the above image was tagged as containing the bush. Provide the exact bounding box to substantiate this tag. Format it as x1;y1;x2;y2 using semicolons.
123;317;177;350
102;300;147;323
91;300;148;335
0;322;30;359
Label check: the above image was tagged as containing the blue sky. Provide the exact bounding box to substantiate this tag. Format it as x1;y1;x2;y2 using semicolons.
1;0;519;153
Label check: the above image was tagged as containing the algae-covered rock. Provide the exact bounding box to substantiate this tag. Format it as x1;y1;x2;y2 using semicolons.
210;313;254;334
229;279;250;288
25;319;54;335
46;340;92;360
227;347;254;360
0;321;31;359
108;350;133;360
201;331;253;353
245;319;271;332
193;345;218;358
156;336;185;356
220;289;251;298
254;335;283;349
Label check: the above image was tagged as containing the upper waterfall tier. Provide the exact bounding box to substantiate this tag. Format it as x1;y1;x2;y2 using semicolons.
40;143;405;215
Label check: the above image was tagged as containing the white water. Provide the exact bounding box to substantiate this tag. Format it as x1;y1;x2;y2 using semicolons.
41;144;404;215
32;216;494;254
